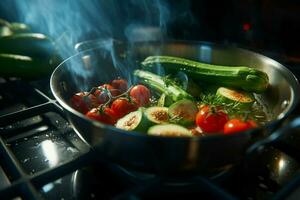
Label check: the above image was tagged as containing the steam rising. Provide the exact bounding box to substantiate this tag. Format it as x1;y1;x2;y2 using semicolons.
1;0;195;90
11;0;172;58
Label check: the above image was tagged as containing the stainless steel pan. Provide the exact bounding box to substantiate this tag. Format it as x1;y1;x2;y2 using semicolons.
50;40;300;175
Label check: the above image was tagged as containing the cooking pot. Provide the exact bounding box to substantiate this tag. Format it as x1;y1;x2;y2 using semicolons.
50;40;299;175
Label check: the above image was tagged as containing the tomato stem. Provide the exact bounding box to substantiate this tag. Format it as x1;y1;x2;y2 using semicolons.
86;87;97;96
95;85;133;110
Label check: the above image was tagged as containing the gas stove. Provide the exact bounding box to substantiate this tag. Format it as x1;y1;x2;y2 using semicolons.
0;61;300;200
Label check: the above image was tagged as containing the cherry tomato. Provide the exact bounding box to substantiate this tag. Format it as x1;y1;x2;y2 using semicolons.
112;79;128;93
129;85;150;106
71;92;98;114
224;119;257;134
94;88;121;104
86;107;117;125
195;105;229;133
111;98;138;118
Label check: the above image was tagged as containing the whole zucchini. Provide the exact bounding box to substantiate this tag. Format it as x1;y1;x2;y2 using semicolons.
0;33;56;58
142;56;269;93
0;53;57;79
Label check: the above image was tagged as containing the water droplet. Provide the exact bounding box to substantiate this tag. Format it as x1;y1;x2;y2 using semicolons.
22;158;30;163
24;138;28;141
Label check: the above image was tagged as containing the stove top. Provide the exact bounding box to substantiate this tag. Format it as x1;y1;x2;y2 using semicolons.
0;65;300;200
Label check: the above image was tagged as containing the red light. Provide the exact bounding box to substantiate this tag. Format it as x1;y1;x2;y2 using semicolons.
243;23;251;31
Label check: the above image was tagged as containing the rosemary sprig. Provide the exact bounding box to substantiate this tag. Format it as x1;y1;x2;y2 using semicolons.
199;93;253;119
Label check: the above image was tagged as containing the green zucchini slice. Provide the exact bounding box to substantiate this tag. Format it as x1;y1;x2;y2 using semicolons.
148;124;192;137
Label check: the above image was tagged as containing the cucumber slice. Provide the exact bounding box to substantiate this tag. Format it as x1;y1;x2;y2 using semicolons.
145;106;169;124
216;87;255;109
115;109;151;132
168;99;198;126
148;124;192;137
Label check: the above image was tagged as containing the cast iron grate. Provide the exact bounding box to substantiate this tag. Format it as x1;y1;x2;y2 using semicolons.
0;78;299;200
0;78;94;199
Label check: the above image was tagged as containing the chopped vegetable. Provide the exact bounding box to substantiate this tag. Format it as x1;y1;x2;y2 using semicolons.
216;87;255;109
115;109;152;132
147;124;192;137
168;99;198;126
144;106;169;124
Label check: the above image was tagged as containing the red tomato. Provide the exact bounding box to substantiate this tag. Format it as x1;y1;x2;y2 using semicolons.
111;98;138;118
94;88;121;104
224;119;257;134
71;92;98;114
129;85;150;106
86;107;117;125
195;105;229;133
111;79;128;93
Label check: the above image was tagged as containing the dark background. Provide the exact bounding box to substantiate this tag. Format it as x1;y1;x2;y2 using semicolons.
1;0;300;63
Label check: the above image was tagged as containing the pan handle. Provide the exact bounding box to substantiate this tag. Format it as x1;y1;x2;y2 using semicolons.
246;117;300;162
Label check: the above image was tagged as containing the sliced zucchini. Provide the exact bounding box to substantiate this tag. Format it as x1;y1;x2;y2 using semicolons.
115;109;151;132
216;87;255;109
145;106;169;124
148;124;192;137
168;99;198;126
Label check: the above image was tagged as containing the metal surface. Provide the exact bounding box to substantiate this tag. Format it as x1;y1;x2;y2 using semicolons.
50;40;300;174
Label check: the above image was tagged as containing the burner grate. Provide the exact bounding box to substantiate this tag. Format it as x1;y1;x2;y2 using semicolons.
0;79;93;200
